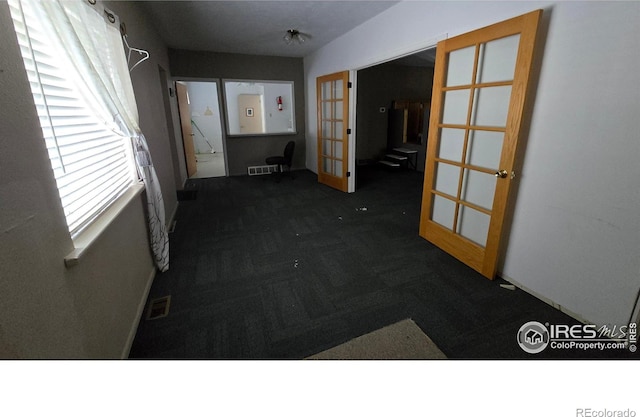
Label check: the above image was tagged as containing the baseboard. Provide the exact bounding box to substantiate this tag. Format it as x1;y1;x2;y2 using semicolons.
121;266;156;359
121;200;176;359
498;273;589;325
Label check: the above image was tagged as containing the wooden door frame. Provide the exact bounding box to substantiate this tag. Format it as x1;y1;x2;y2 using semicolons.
174;79;229;179
347;69;357;193
176;81;197;178
211;78;230;177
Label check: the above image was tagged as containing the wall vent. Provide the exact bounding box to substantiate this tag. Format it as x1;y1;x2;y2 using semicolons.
146;295;171;320
248;165;278;176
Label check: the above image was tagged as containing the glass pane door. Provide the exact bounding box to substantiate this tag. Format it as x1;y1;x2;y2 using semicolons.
431;34;520;248
419;10;542;279
317;71;349;192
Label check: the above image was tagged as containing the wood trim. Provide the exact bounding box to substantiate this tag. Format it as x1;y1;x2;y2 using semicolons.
425;220;486;273
440;124;507;132
443;10;537;53
433;158;499;176
317;71;350;192
419;9;543;279
431;189;493;216
482;9;542;278
176;82;197;178
419;43;447;238
443;80;513;91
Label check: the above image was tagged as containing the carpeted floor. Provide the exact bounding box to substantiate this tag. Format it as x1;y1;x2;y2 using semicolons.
129;166;634;359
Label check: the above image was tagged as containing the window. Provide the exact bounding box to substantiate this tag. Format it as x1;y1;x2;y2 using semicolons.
223;79;296;136
9;0;138;237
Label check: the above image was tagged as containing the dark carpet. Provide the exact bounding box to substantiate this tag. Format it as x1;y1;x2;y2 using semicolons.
129;166;633;359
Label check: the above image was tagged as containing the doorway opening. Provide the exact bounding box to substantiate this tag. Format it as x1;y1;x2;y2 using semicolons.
354;47;436;190
176;80;227;178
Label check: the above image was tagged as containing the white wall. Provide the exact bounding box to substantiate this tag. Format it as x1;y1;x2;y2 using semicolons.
263;83;296;133
500;2;640;327
224;83;265;134
304;1;640;328
0;1;178;358
186;82;224;154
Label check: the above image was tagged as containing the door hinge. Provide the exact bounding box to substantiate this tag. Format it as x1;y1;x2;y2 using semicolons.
348;82;352;88
347;128;352;134
347;171;351;177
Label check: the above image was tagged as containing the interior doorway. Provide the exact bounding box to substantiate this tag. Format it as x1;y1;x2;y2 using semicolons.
354;47;436;189
176;80;227;178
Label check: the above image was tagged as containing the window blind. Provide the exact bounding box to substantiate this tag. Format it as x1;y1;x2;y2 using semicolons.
9;0;137;237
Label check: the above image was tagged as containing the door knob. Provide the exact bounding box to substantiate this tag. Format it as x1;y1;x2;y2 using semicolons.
494;170;508;179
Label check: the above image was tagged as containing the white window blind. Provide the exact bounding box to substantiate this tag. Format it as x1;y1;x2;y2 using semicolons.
9;0;137;237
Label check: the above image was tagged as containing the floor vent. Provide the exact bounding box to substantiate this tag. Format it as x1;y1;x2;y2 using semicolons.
248;165;278;176
146;295;171;320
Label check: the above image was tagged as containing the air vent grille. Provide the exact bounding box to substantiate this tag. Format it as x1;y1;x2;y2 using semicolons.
248;165;278;176
146;295;171;320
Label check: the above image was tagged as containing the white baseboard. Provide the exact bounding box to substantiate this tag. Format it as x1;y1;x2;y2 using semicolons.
498;273;589;325
121;266;156;359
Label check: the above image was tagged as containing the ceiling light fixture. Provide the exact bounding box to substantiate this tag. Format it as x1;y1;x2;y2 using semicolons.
283;29;305;45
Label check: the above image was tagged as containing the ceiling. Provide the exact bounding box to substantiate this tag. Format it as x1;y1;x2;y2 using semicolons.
140;1;400;58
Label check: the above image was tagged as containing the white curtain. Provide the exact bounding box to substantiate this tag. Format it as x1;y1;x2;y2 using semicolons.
32;0;169;271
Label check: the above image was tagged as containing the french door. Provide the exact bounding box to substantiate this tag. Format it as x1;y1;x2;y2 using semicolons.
317;71;350;192
419;10;542;279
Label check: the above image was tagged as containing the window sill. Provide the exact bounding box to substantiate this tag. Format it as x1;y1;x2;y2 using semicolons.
64;182;145;267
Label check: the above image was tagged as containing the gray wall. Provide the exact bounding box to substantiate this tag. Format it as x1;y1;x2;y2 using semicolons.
0;1;177;358
169;50;305;176
121;2;179;222
356;63;433;171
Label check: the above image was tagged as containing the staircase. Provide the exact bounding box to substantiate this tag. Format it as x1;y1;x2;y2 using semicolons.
379;148;418;170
